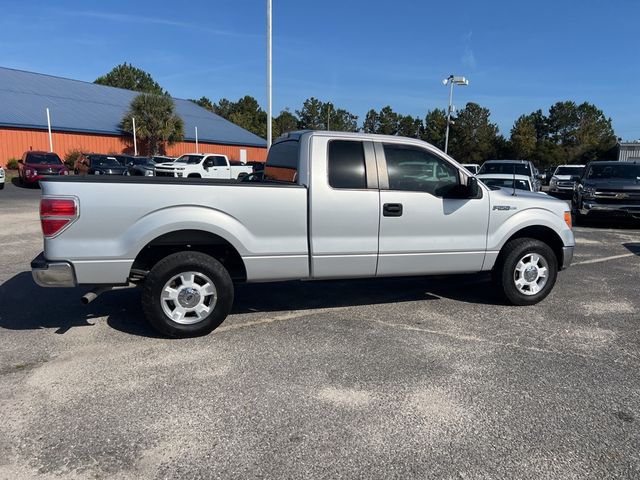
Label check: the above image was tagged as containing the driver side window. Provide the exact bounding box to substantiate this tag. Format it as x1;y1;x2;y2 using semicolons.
383;144;459;196
213;156;227;167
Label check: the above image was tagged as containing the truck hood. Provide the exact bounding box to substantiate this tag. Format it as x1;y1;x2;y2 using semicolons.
488;187;569;216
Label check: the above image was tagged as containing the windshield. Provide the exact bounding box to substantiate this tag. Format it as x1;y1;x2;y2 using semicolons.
133;158;154;166
555;166;583;176
479;162;531;176
90;156;121;167
26;153;63;165
586;163;640;180
481;178;531;191
175;154;204;164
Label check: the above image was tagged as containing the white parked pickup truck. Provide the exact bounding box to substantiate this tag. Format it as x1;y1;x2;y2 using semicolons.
154;153;253;179
32;131;575;337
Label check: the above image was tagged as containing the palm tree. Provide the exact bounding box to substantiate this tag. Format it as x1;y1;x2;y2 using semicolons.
121;93;184;155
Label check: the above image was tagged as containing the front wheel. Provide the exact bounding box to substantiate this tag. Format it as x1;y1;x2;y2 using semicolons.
142;251;234;337
494;238;558;306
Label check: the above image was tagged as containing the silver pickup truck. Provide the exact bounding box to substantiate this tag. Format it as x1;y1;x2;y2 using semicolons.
32;131;575;337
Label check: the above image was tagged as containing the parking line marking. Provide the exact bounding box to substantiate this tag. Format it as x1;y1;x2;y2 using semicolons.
573;253;637;266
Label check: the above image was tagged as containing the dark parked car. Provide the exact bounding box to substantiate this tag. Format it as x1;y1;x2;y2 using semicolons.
572;161;640;223
18;151;69;186
126;157;156;176
74;154;129;176
245;161;265;172
239;171;264;182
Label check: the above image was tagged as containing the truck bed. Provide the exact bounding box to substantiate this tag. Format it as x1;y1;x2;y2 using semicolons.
40;176;309;284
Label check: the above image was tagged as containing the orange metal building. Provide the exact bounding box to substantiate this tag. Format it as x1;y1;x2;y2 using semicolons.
0;127;267;167
0;67;268;167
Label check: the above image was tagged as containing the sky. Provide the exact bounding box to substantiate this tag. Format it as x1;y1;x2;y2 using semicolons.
1;0;639;139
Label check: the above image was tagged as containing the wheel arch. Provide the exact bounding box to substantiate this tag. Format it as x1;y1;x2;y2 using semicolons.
131;229;247;282
495;225;565;269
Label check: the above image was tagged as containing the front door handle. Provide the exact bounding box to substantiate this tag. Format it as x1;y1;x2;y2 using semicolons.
383;203;403;217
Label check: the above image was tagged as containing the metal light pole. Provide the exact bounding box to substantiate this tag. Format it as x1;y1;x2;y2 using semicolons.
46;108;53;152
327;104;331;131
195;126;199;153
132;117;138;156
266;0;272;148
443;75;469;155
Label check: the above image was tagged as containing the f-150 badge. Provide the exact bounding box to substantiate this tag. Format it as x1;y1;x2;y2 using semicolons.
493;205;517;211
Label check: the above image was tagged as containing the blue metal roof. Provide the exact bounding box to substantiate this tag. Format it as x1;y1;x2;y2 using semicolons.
0;67;266;148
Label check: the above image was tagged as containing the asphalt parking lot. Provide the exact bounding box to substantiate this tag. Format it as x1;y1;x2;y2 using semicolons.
1;181;639;479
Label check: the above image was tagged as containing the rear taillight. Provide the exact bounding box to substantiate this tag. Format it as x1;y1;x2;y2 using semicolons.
40;197;79;238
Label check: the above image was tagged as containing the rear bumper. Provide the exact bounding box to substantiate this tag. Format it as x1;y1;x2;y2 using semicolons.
31;252;77;287
561;246;574;270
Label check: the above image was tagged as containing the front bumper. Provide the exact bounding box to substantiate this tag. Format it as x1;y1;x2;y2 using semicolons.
580;202;640;217
549;185;574;193
31;252;77;287
561;246;574;270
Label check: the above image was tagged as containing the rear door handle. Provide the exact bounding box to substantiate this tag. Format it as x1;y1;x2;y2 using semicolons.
383;203;403;217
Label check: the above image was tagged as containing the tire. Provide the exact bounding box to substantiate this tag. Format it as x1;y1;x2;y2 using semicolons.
494;238;558;306
0;183;4;190
187;174;201;178
141;251;234;337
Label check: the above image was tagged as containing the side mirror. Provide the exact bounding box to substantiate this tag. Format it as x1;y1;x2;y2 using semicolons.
571;175;581;183
467;176;479;198
203;159;214;169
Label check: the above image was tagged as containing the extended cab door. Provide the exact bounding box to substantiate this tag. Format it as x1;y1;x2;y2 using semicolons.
203;155;231;178
376;142;490;276
309;137;380;278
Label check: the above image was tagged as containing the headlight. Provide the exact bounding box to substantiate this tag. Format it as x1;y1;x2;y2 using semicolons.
145;170;153;176
26;168;35;176
94;170;102;175
60;170;69;175
582;187;596;199
549;178;557;186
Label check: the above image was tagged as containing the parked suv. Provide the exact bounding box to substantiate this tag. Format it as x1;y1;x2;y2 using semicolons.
18;151;69;186
549;165;584;195
74;154;129;176
572;161;640;222
478;160;541;191
0;165;4;190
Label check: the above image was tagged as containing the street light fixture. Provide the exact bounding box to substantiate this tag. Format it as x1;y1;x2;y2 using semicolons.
442;75;469;155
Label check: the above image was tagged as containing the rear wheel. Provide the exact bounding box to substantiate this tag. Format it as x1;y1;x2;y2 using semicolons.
494;238;558;306
187;173;201;178
142;251;234;337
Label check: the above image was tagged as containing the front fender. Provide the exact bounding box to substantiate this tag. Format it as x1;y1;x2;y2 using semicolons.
486;206;574;257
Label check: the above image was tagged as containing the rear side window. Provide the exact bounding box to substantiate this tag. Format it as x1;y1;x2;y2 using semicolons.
328;140;366;189
265;140;299;182
213;156;227;167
